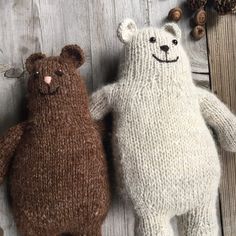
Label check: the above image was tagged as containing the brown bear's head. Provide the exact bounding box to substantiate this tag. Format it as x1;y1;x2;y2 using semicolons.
25;45;85;113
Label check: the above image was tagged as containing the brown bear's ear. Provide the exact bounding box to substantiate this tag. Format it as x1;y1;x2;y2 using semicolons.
60;44;85;69
25;53;46;73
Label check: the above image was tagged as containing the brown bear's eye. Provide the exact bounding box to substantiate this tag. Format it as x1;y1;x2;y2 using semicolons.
33;71;40;79
55;69;64;77
149;37;156;43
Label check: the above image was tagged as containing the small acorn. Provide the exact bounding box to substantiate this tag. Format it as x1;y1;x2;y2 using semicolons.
194;9;207;25
187;0;208;11
191;25;206;40
168;7;183;22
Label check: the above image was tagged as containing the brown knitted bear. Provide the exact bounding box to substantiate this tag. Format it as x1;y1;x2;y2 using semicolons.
0;45;110;236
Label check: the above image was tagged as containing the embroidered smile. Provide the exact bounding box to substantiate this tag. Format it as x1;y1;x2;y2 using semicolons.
152;54;179;63
39;86;60;96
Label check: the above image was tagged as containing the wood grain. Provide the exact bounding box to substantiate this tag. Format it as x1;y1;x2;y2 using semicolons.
207;12;236;236
0;0;212;235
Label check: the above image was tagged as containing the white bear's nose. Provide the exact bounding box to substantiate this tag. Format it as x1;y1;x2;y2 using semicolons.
44;76;52;84
160;45;169;52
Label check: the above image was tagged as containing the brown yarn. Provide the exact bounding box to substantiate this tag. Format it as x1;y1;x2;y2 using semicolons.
0;123;25;183
0;45;110;236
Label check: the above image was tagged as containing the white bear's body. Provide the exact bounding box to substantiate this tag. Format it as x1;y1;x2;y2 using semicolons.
90;20;236;236
111;79;220;215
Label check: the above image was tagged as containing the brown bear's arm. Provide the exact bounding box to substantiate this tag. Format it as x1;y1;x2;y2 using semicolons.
0;122;25;184
79;79;107;137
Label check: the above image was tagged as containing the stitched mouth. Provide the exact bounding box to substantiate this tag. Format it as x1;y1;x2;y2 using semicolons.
39;86;60;96
152;54;179;63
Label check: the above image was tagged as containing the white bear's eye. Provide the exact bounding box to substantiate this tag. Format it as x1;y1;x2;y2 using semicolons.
149;37;156;43
172;39;178;45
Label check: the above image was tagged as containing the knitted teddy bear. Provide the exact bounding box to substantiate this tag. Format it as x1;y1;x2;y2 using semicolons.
0;45;110;236
90;19;236;236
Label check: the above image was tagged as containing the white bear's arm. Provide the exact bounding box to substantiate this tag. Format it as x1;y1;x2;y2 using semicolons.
89;84;116;120
197;87;236;152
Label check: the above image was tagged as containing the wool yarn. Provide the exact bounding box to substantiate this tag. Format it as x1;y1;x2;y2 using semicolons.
90;19;236;236
0;45;110;236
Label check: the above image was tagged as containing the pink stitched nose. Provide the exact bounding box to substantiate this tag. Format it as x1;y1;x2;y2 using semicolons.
44;76;52;84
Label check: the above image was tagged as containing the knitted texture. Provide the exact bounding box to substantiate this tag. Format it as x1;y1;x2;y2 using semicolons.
0;45;110;236
90;19;236;236
0;123;25;183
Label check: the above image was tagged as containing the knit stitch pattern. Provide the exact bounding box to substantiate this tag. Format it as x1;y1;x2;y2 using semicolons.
90;19;236;236
0;45;110;236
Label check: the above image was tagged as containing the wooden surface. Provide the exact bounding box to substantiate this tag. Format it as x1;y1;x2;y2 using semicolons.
0;0;233;235
207;12;236;236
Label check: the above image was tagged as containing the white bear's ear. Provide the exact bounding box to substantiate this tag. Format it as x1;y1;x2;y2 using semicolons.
162;23;181;39
117;18;137;44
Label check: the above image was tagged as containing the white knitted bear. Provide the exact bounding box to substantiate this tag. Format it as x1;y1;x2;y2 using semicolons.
90;19;236;236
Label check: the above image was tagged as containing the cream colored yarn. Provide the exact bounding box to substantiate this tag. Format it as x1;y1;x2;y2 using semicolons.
90;19;236;236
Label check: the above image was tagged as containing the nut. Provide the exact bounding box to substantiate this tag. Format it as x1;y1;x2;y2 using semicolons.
194;9;207;26
168;7;183;22
191;25;206;40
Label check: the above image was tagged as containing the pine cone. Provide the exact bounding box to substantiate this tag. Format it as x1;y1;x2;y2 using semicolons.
187;0;208;10
214;0;236;14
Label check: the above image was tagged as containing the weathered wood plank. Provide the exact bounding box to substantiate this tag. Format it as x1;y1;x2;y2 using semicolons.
0;0;93;88
87;1;149;235
87;0;148;90
207;12;236;236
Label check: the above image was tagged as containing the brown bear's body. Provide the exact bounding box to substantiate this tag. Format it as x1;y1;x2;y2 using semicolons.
0;46;110;236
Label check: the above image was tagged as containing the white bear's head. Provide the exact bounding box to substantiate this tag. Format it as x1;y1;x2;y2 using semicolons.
117;19;191;84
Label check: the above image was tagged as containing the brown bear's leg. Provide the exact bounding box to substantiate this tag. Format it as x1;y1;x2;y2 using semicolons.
87;225;102;236
19;228;57;236
65;226;102;236
17;221;57;236
59;231;101;236
71;232;102;236
18;228;46;236
14;209;59;236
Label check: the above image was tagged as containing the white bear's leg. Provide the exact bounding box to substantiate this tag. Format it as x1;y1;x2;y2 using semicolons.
135;212;173;236
177;199;218;236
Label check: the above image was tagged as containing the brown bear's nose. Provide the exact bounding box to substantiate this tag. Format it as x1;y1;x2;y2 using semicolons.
160;45;169;52
44;76;52;85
